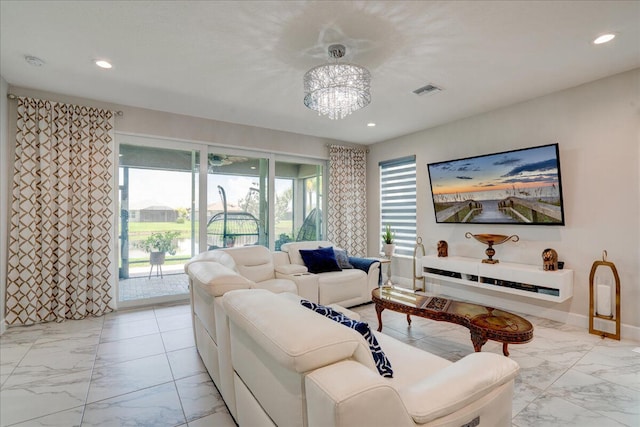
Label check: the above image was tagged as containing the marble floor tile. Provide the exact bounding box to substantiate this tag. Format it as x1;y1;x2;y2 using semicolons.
94;333;165;367
99;317;160;343
187;411;237;427
167;346;207;380
512;377;545;416
154;303;192;319
0;324;47;345
87;354;173;403
0;342;32;381
1;300;638;427
572;341;640;392
8;407;84;427
0;370;91;426
7;338;97;385
508;350;576;390
104;307;157;325
175;372;227;422
36;318;104;345
156;312;193;333
512;329;598;365
161;327;196;352
546;369;640;426
82;382;186;427
513;393;626;427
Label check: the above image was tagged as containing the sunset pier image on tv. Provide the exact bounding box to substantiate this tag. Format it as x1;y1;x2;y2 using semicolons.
427;143;565;225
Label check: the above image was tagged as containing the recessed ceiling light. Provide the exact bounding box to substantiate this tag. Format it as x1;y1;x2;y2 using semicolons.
95;60;112;69
593;34;615;45
367;122;376;127
24;55;45;67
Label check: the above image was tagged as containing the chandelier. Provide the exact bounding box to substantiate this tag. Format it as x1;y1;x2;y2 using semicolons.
303;44;371;120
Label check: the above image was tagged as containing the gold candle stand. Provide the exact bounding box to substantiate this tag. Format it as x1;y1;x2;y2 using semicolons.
588;250;620;340
413;237;425;291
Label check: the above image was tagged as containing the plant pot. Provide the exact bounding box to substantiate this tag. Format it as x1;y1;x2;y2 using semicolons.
382;243;396;258
150;251;166;265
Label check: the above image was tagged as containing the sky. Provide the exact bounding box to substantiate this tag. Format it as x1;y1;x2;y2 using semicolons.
428;144;560;196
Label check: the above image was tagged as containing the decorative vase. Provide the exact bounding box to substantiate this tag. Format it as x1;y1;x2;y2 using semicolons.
382;243;395;258
150;251;166;265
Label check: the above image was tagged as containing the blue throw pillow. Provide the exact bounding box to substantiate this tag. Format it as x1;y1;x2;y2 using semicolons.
299;246;342;274
332;248;354;269
300;300;393;378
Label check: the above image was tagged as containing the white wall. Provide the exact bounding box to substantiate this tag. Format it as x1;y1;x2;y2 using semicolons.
5;86;344;160
0;76;8;334
367;69;640;339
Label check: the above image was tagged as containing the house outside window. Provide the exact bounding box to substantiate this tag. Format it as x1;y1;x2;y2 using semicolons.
379;156;417;256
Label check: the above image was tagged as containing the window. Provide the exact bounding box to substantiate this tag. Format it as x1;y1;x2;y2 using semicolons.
379;156;417;256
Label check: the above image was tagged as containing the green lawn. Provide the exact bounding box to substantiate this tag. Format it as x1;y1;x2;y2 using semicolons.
127;221;198;239
125;220;293;240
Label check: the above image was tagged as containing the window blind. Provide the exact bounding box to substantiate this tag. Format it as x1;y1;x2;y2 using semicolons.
379;156;417;256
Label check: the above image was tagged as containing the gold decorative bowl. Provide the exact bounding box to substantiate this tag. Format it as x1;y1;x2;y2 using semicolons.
465;233;519;264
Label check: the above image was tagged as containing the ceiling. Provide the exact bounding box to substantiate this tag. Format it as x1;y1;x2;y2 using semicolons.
1;1;638;145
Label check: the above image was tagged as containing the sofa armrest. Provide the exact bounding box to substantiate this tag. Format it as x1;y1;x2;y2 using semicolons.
306;360;414;427
272;251;291;267
187;262;253;297
275;264;308;275
275;268;319;303
398;352;519;424
349;257;381;287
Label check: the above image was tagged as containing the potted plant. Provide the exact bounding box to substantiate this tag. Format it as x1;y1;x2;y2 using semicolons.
382;225;396;257
137;231;180;265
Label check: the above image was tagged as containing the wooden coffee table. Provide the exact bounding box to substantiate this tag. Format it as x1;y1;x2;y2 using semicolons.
371;286;533;356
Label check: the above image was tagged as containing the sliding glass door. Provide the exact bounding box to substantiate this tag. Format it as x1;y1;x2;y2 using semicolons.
116;134;326;306
206;152;269;249
274;160;323;249
118;143;200;305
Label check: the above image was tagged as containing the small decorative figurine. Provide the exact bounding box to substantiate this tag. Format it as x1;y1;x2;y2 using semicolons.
542;248;558;271
437;240;448;257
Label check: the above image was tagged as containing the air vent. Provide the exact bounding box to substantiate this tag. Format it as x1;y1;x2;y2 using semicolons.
413;84;442;96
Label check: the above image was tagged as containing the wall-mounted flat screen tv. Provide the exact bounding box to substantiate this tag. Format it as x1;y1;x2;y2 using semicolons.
427;143;565;225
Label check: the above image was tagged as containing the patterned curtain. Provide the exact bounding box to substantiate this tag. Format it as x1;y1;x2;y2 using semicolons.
5;97;116;325
327;145;367;256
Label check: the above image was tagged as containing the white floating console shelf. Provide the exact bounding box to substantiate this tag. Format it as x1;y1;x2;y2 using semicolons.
422;255;573;302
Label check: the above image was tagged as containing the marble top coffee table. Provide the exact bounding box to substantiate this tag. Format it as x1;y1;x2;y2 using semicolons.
371;286;533;356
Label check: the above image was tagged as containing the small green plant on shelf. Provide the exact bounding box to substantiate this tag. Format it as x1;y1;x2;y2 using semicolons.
382;225;395;244
136;231;180;255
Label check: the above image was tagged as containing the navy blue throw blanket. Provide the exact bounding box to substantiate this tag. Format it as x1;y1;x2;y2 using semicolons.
349;257;383;286
300;299;393;378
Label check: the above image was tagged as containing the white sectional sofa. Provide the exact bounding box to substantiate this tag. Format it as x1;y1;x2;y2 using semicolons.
185;244;518;426
223;289;520;427
280;240;380;307
184;243;380;421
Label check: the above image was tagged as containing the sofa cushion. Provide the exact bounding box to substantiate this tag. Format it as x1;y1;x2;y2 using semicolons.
184;249;238;273
252;278;298;294
281;240;335;266
300;300;393;378
187;261;253;297
223;289;374;373
222;246;276;283
331;247;354;269
299;246;342;274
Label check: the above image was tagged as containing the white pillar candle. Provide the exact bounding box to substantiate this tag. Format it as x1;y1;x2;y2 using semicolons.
597;283;612;317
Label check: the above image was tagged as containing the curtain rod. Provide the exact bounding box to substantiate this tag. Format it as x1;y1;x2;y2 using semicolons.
6;93;124;117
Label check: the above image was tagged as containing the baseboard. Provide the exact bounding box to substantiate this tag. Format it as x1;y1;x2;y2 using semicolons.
393;276;640;342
